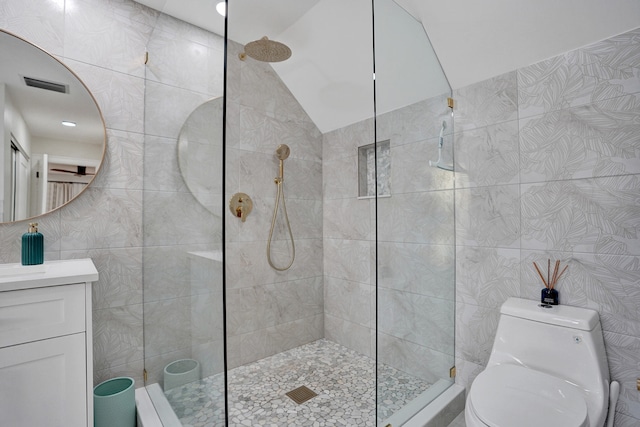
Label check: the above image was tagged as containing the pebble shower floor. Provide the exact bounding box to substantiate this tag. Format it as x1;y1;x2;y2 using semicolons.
164;339;432;426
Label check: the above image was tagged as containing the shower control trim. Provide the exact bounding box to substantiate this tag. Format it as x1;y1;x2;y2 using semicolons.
229;193;253;222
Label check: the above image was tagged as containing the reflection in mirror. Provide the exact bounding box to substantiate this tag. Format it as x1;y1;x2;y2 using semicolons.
0;29;105;223
177;97;223;215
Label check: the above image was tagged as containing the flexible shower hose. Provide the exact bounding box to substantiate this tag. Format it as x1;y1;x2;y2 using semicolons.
267;178;295;271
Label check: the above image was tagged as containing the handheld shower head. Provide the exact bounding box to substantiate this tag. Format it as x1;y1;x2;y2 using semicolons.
276;144;290;161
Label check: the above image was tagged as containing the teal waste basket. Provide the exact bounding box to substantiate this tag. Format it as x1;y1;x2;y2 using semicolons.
94;377;136;427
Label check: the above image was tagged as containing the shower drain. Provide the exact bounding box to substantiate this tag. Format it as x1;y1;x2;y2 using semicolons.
285;385;318;405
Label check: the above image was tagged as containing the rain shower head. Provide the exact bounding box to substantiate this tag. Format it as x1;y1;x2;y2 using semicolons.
242;36;291;62
276;144;291;160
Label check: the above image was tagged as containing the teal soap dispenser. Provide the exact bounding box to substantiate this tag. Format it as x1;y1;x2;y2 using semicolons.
22;222;44;265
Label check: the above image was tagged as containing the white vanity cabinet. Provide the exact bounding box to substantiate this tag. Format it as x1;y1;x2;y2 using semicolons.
0;259;98;427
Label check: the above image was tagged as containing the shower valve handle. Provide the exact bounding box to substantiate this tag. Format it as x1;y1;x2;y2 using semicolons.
229;193;253;223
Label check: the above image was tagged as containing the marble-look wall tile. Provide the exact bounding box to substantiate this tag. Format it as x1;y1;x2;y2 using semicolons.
0;212;61;263
237;105;321;162
378;242;454;300
519;93;640;182
143;191;220;246
378;288;454;355
62;247;142;310
64;0;151;78
378;332;453;384
518;28;640;119
191;292;224;345
66;59;145;134
323;118;375;162
452;29;640;418
91;129;144;191
391;136;455;193
282;158;323;200
324;313;371;357
377;190;455;245
324;276;371;327
222;41;323;366
192;340;225;378
455;302;500;367
94;359;145;388
0;0;65;55
144;81;209;139
521;176;640;255
143;245;193;301
226;238;322;289
239;59;310;123
143;297;191;358
521;250;640;338
323;198;371;240
455;184;520;249
145;23;224;95
454;357;484;396
602;331;640;421
229;314;323;369
376;94;453;147
323;153;358;201
60;187;142;250
454;120;520;189
453;71;518;132
93;304;144;372
143;135;188;193
613;413;640;427
81;0;160;27
456;246;520;309
324;238;371;284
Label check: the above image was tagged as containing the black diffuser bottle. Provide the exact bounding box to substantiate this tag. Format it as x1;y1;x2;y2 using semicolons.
541;287;559;305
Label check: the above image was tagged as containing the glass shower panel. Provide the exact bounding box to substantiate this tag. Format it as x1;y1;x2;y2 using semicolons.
142;9;226;426
225;0;376;425
373;0;455;424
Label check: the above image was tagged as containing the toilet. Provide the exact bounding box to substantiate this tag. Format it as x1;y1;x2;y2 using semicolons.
465;298;619;427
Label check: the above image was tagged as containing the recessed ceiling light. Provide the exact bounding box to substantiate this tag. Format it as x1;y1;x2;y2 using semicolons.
216;1;226;17
62;121;77;127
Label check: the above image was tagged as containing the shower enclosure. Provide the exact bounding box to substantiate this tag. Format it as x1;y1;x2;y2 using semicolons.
141;0;455;425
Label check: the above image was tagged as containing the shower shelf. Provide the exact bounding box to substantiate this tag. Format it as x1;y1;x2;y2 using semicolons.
358;140;391;198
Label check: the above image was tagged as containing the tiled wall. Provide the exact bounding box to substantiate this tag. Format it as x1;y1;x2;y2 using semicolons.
0;0;323;388
141;13;225;386
0;0;152;385
322;93;457;384
453;28;640;426
322;119;376;356
224;40;325;369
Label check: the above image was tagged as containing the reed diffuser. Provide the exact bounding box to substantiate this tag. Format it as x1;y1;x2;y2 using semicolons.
533;259;568;305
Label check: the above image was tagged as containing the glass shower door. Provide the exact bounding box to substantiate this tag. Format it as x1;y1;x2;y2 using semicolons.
373;0;456;424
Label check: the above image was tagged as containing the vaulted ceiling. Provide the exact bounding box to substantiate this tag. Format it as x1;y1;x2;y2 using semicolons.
135;0;640;132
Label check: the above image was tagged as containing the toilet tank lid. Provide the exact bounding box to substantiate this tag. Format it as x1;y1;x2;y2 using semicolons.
501;298;600;331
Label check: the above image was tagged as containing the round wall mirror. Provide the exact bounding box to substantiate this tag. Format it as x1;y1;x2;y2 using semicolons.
0;29;106;223
177;97;223;215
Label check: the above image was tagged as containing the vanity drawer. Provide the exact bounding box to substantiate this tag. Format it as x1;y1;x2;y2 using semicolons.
0;283;85;348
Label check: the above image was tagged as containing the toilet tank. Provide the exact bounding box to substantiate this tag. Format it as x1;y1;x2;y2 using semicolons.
488;298;610;397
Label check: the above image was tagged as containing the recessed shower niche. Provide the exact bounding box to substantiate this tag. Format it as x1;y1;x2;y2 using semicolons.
358;140;391;198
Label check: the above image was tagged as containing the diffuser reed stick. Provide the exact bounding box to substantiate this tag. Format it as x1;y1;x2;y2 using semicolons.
533;262;548;288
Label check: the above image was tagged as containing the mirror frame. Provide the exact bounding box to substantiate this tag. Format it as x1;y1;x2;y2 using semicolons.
0;29;106;224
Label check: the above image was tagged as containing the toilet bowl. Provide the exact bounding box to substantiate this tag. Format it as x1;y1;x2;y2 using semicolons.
464;298;618;427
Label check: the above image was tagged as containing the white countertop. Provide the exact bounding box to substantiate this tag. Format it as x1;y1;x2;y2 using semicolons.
0;258;98;292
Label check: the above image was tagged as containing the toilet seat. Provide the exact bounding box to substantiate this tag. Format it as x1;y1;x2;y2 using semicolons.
468;364;589;427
